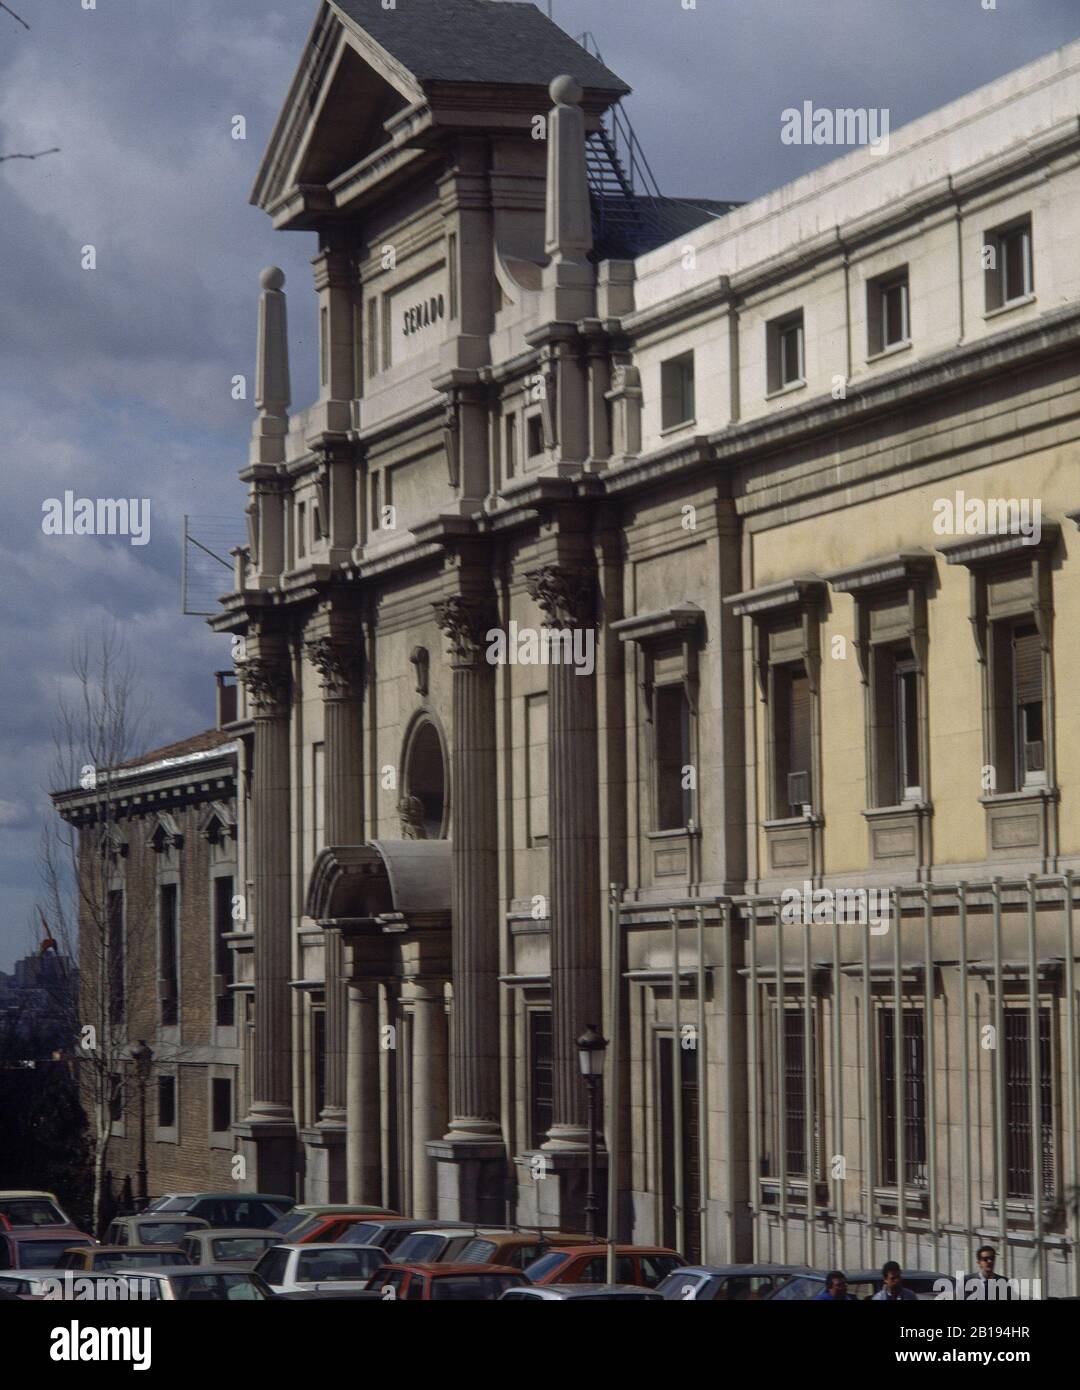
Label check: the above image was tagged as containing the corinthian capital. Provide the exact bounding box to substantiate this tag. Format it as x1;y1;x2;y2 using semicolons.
433;595;494;666
241;657;291;716
525;564;595;629
306;638;364;697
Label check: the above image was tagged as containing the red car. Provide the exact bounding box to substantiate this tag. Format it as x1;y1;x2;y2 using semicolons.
0;1225;96;1271
367;1262;528;1301
524;1245;685;1288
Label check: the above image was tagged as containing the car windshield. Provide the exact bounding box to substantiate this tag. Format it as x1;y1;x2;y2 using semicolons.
107;1251;186;1269
431;1276;521;1301
339;1222;381;1246
297;1249;383;1282
522;1251;568;1281
0;1198;66;1227
152;1197;195;1213
137;1223;196;1245
271;1212;315;1239
172;1274;265;1301
769;1277;825;1301
212;1238;275;1261
21;1239;90;1268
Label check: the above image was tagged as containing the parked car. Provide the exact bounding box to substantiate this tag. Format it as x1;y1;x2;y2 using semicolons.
367;1262;529;1301
392;1228;518;1265
0;1226;95;1270
253;1243;388;1295
144;1193;293;1229
766;1268;949;1301
456;1231;594;1271
0;1191;74;1228
55;1245;190;1273
103;1215;210;1247
656;1263;810;1301
336;1219;474;1255
0;1271;63;1299
180;1228;283;1269
100;1266;275;1301
270;1205;395;1242
523;1245;685;1288
500;1284;665;1301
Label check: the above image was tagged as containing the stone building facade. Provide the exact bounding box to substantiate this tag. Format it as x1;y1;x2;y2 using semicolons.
53;721;243;1208
214;0;1080;1291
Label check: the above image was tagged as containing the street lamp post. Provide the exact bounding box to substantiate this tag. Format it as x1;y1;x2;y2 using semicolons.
577;1023;607;1242
130;1039;153;1210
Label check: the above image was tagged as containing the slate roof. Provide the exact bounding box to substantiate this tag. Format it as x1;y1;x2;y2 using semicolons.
331;0;630;95
116;728;233;770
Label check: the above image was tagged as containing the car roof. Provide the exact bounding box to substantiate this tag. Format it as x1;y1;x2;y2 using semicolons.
398;1228;516;1239
381;1262;523;1276
544;1244;682;1257
287;1205;392;1216
186;1228;280;1240
0;1190;61;1199
672;1264;814;1278
276;1242;386;1253
796;1268;947;1281
129;1215;209;1226
517;1283;663;1298
10;1226;92;1242
158;1192;293;1202
79;1245;185;1255
162;1265;263;1277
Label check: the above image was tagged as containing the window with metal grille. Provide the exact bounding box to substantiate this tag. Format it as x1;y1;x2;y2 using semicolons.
1004;1009;1054;1201
781;1009;819;1178
879;1009;928;1188
529;1011;553;1151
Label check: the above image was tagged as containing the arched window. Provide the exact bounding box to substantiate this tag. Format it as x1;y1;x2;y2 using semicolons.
401;716;448;840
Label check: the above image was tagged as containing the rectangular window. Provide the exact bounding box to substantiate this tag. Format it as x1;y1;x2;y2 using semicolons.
778;1010;819;1179
872;645;922;805
504;412;517;480
367;298;379;379
159;884;179;1028
110;1073;124;1124
448;233;458;320
296;502;307;559
773;663;812;817
985;218;1033;311
990;619;1045;792
320;306;329;387
767;312;804;392
211;1077;232;1135
107;889;124;1027
371;472;381;532
213;876;235;1028
867;270;909;355
380;291;392;371
312;1009;326;1123
525;693;549;846
529;1011;553;1150
158;1075;176;1130
312;743;325;859
654;682;691;830
1004;1009;1053;1201
879;1009;927;1188
526;414;544;458
660;351;695;430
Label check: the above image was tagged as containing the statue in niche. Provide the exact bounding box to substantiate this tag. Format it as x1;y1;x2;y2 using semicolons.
398;794;427;840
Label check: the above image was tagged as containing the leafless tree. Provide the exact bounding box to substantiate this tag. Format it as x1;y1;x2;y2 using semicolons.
40;626;155;1234
0;2;60;165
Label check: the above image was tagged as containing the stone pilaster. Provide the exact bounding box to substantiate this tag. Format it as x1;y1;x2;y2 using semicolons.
235;650;296;1194
406;979;449;1220
526;564;602;1149
346;982;381;1204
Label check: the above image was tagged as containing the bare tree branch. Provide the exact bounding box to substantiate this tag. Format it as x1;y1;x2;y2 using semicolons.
0;2;29;30
0;147;59;163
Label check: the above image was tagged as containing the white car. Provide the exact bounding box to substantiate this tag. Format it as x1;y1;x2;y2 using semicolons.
253;1243;387;1295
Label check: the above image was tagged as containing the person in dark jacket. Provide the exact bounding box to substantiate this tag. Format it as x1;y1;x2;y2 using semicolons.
870;1261;918;1301
813;1270;858;1301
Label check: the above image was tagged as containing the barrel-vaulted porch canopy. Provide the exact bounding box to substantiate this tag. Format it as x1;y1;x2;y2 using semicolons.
306;840;452;930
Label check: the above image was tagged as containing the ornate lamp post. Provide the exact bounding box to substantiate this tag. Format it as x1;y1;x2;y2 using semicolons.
129;1039;154;1210
576;1023;607;1241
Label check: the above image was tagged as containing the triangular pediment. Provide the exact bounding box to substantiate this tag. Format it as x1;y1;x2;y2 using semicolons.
252;3;423;216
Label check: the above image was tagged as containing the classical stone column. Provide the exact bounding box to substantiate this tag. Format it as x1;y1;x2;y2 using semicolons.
406;980;448;1220
433;596;500;1138
346;982;381;1204
238;652;296;1192
306;637;364;1128
526;565;602;1149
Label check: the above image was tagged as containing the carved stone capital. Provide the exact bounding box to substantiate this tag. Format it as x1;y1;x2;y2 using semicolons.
306;638;363;697
241;657;291;716
434;596;495;666
525;564;595;629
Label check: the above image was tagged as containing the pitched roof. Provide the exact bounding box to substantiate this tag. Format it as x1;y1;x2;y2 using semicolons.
331;0;630;94
116;728;233;771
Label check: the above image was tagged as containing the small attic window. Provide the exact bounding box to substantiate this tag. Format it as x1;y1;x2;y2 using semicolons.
526;414;544;458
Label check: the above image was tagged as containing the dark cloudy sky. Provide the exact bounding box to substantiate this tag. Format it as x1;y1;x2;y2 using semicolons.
1;0;1078;969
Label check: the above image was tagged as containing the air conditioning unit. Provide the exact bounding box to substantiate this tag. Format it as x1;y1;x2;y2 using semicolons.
787;771;811;814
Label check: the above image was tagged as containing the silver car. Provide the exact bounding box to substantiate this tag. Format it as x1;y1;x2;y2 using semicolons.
500;1284;664;1301
253;1243;387;1295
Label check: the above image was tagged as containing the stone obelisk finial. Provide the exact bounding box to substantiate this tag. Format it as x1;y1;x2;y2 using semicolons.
542;75;596;322
251;267;290;466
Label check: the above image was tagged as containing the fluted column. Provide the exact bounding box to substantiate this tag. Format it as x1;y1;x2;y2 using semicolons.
433;596;501;1139
306;637;364;1125
526;565;601;1148
346;983;381;1203
244;654;293;1120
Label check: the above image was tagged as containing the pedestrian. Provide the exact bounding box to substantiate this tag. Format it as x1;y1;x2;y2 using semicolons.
813;1270;858;1301
871;1261;917;1301
963;1246;1017;1299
